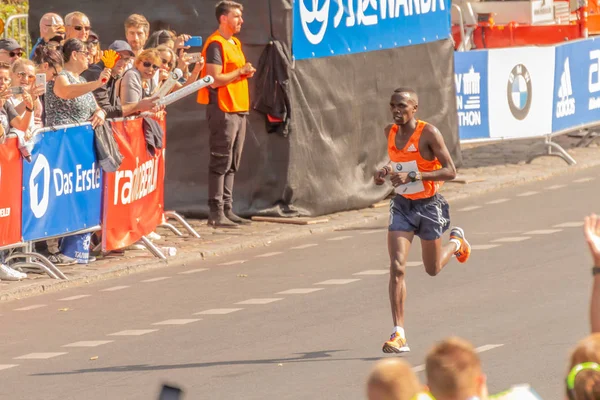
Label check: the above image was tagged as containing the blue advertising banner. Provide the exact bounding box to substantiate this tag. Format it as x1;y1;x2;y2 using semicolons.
292;0;452;60
22;124;102;241
454;50;490;140
552;37;600;132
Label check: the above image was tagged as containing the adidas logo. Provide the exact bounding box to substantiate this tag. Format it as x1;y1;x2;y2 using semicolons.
556;57;575;118
407;144;417;152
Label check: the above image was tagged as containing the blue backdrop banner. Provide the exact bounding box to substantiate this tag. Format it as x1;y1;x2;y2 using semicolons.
22;124;102;241
292;0;452;60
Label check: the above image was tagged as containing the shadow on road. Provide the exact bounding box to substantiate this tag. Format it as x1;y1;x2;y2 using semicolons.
31;349;387;376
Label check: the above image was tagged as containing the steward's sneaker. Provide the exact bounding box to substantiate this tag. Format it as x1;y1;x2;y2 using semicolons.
450;227;471;263
47;253;77;266
382;332;410;354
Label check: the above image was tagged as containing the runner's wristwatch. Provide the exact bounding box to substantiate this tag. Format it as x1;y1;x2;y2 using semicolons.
408;171;421;182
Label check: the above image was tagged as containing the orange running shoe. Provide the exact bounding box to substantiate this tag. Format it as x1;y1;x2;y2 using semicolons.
450;227;471;263
382;332;410;354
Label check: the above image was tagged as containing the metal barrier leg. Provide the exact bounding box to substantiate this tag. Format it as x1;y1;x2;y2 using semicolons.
527;136;577;166
164;211;201;238
4;252;66;280
576;130;600;148
159;223;184;237
140;236;167;260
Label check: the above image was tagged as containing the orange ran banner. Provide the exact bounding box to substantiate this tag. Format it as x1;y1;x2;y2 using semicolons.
0;137;22;247
102;118;166;251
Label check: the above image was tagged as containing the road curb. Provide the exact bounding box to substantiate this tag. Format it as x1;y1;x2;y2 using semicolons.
3;156;600;303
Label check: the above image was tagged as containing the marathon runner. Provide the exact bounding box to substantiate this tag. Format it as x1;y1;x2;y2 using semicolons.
374;88;472;354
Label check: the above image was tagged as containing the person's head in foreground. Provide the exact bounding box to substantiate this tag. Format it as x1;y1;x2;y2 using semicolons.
425;337;488;400
367;358;422;400
567;334;600;400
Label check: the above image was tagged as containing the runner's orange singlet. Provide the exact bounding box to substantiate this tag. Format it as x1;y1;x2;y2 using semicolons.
387;120;443;200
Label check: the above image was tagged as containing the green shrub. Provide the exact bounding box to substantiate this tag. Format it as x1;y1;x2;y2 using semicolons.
0;1;30;54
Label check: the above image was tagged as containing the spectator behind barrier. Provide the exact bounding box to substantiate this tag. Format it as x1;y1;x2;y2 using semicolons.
145;30;177;50
124;14;150;57
43;39;110;266
567;334;600;400
367;359;423;400
155;44;204;92
30;13;65;59
425;337;489;400
0;39;24;65
32;45;64;126
81;40;153;119
8;59;44;157
0;62;35;141
86;31;101;65
64;12;91;42
117;48;162;117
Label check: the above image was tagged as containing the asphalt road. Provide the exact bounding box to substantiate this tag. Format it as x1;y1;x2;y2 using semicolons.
1;166;598;400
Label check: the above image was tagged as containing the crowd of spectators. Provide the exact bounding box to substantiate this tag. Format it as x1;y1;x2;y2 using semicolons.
0;9;206;277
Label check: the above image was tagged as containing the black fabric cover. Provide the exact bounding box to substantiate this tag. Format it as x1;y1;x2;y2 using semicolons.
29;0;461;218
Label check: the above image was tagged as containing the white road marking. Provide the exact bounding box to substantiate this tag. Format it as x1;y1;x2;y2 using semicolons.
407;261;423;267
101;286;130;292
0;365;18;371
58;295;91;301
327;236;353;241
554;221;584;228
413;344;504;373
486;198;510;205
524;229;563;235
219;260;247;266
475;344;505;353
471;244;501;250
574;177;595;183
14;353;67;360
315;279;360;285
108;330;158;336
63;341;114;348
141;277;171;283
15;305;46;311
457;206;482;212
152;319;201;326
236;298;283;305
255;252;282;258
517;191;539;197
546;184;567;190
290;244;318;250
277;288;324;294
195;308;243;315
360;229;385;235
353;270;388;276
178;269;208;275
492;236;531;243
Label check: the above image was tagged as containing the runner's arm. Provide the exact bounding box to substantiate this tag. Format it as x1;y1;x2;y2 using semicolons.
420;125;457;182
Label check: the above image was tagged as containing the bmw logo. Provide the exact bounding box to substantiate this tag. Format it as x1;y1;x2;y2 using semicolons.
395;164;402;172
507;64;532;120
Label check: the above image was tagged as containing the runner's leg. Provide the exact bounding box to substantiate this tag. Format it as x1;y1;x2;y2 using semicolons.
421;238;457;276
388;231;414;327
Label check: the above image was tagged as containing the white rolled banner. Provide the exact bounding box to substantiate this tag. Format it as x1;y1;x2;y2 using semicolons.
154;76;215;107
153;68;183;99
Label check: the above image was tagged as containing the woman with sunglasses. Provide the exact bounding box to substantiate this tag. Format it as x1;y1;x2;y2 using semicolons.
86;31;101;65
117;48;163;117
155;44;205;95
8;59;45;136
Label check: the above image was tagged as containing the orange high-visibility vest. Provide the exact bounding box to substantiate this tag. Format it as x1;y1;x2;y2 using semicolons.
197;31;249;113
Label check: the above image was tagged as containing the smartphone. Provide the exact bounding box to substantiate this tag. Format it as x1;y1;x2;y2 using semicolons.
10;86;24;95
35;73;46;94
184;36;203;48
158;384;183;400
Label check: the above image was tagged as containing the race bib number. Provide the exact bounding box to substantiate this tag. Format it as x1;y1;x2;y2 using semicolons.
391;161;424;195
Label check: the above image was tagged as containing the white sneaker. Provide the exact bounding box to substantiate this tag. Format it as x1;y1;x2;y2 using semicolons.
0;264;27;281
147;231;161;241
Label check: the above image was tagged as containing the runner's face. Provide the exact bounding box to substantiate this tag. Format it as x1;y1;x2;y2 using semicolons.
390;93;417;125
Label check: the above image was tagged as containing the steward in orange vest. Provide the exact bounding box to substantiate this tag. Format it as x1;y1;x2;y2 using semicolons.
198;1;255;227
